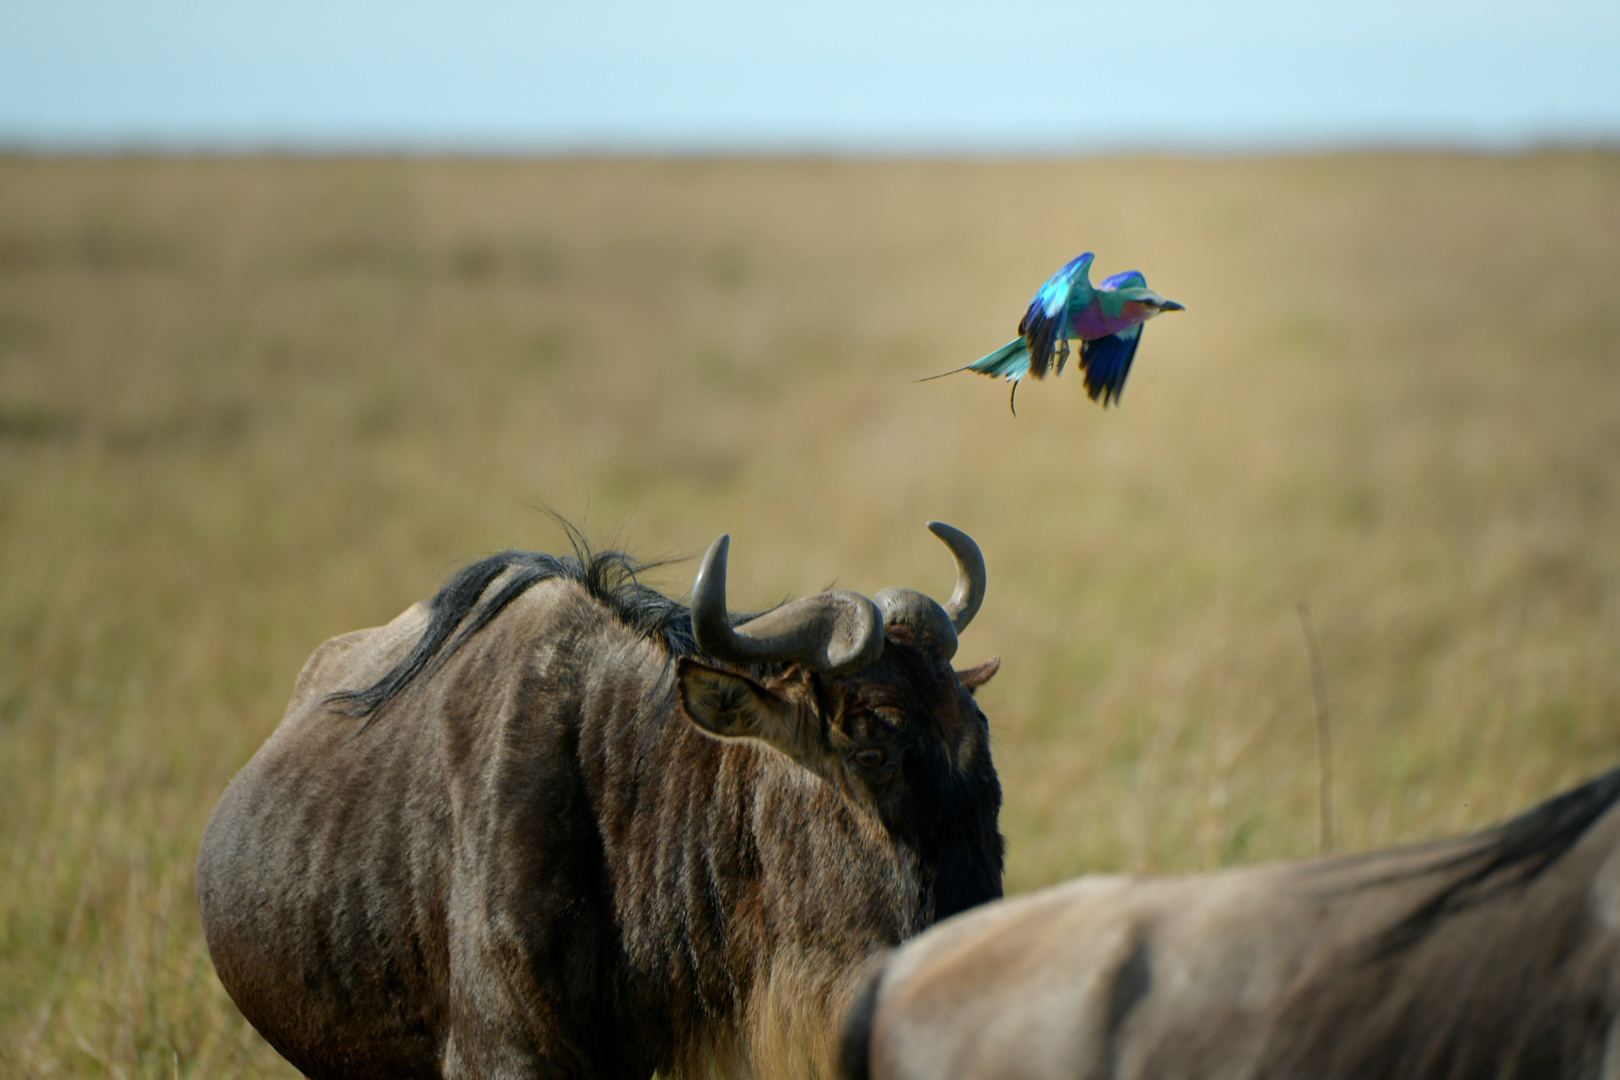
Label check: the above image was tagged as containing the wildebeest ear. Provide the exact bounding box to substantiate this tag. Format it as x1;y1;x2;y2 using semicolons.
956;656;1001;693
676;658;804;754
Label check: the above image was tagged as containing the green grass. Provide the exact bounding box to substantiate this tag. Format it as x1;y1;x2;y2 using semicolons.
2;152;1618;1076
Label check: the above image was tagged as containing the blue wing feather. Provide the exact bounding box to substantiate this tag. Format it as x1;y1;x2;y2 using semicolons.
1097;269;1146;291
1078;323;1142;407
1019;303;1065;380
1018;253;1092;380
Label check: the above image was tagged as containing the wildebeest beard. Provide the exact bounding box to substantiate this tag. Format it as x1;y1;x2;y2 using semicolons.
197;525;1005;1080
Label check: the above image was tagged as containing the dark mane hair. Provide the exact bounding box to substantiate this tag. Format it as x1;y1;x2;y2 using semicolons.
1371;763;1620;956
327;528;700;725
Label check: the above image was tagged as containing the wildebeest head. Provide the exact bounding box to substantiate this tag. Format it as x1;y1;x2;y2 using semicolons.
678;523;1005;918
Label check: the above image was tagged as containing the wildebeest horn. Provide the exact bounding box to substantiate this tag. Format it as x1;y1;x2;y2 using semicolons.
927;521;986;633
871;523;987;663
691;535;885;676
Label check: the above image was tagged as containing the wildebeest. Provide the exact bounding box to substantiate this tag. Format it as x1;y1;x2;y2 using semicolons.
845;765;1620;1080
197;523;1005;1080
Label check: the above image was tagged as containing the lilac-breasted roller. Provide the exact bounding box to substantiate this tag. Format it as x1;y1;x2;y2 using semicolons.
926;253;1184;413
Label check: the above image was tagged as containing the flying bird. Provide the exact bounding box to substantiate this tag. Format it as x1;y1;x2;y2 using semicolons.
924;253;1184;413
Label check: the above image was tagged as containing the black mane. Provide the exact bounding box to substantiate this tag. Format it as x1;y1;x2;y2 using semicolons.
327;532;700;724
1372;763;1620;955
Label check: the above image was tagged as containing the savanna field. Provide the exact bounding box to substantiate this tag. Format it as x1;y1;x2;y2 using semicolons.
1;153;1618;1076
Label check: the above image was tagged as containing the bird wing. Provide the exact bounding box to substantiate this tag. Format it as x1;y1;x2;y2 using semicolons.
1078;323;1143;407
1018;254;1092;380
1097;269;1147;291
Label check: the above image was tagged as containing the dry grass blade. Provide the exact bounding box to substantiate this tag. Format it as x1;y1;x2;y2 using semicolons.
1299;601;1333;857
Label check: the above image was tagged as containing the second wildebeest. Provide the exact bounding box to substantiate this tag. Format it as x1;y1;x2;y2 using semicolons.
843;765;1620;1080
197;523;1004;1080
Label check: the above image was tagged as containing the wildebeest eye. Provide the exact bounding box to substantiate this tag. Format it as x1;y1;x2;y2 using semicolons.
854;748;887;769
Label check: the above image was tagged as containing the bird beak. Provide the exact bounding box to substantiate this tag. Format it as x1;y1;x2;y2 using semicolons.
1159;300;1186;312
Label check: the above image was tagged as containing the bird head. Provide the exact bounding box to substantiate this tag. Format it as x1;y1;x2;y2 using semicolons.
1136;290;1184;317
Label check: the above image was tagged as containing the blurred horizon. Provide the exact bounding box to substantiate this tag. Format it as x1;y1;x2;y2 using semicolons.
3;0;1619;154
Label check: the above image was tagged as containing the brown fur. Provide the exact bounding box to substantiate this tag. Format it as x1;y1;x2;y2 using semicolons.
852;767;1620;1080
199;556;1004;1080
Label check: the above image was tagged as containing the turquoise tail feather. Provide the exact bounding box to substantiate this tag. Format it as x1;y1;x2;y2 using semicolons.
966;338;1031;416
966;339;1031;382
915;339;1030;384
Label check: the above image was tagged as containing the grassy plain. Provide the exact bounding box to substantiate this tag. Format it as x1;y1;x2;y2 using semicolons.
1;152;1618;1076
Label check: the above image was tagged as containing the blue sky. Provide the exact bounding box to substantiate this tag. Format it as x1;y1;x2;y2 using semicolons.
2;0;1617;152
